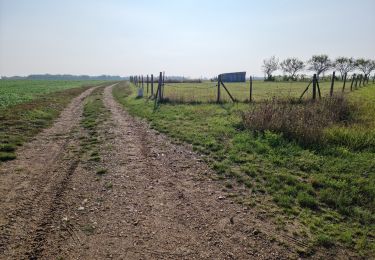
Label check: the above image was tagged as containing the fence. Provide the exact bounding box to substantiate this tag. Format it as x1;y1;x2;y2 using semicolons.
129;72;374;105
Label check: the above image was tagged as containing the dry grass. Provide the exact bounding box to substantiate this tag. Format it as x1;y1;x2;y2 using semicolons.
242;96;353;146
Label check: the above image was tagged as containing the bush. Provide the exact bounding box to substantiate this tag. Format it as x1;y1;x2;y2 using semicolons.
297;192;318;210
242;96;353;146
315;234;335;248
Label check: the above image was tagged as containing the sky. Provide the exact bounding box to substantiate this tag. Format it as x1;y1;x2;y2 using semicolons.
0;0;374;78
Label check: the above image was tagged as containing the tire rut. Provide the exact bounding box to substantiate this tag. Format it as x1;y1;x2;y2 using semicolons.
0;87;96;259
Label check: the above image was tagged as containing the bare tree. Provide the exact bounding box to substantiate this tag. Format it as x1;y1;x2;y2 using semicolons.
356;58;375;78
262;56;279;81
334;57;355;80
280;58;305;81
308;54;332;77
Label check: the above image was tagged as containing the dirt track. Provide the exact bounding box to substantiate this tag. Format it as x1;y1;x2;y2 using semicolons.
0;84;297;259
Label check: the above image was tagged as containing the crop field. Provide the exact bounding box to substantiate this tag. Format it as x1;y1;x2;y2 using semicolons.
0;80;106;108
114;81;375;256
159;80;352;103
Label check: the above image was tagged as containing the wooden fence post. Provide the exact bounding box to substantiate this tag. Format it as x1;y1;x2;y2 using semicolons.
249;76;253;102
330;71;335;97
217;75;221;103
342;72;347;93
312;74;317;100
158;72;162;101
161;71;165;100
350;74;355;91
151;74;154;96
146;75;149;94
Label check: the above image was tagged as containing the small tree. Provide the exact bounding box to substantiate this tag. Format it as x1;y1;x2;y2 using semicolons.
280;58;305;81
308;55;332;77
262;56;279;81
334;57;355;80
356;59;375;78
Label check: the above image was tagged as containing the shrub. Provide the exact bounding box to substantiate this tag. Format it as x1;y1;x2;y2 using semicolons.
315;234;335;248
274;194;294;208
297;192;318;210
242;96;353;146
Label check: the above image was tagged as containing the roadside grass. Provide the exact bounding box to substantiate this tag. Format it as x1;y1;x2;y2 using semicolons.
0;86;92;162
324;86;375;150
113;81;375;256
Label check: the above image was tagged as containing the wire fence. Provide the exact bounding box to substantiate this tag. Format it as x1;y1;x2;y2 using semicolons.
129;72;374;105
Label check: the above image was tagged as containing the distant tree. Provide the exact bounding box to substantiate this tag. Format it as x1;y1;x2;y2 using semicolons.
308;55;332;77
334;57;355;80
262;56;279;81
356;58;375;78
280;58;305;81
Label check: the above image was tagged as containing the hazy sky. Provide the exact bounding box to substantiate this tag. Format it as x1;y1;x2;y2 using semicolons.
0;0;374;77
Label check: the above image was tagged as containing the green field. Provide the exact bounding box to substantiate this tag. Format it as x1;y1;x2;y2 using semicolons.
0;80;107;162
0;80;105;108
114;81;375;256
159;80;354;103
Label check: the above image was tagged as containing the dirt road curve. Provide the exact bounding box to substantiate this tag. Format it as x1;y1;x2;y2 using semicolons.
0;84;293;259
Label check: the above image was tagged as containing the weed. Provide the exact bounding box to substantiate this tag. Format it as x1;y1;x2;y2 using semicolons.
0;152;16;161
105;182;113;189
297;192;318;210
242;96;353;147
82;224;96;235
315;234;335;248
96;168;107;175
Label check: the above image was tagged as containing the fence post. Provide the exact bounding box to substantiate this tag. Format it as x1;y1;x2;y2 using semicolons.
217;75;221;103
312;74;317;100
142;75;144;89
158;72;162;101
342;72;347;93
151;74;154;96
330;71;335;97
147;75;149;94
161;71;165;100
249;76;253;102
350;74;355;91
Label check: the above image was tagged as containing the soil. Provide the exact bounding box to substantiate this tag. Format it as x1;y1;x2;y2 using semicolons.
0;84;337;259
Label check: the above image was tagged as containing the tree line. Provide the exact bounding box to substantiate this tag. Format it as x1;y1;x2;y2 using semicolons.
262;55;375;81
